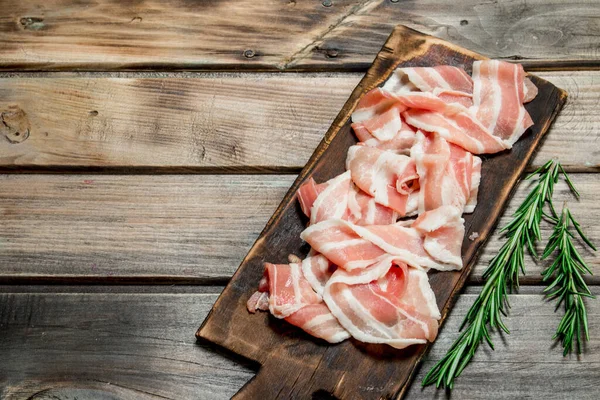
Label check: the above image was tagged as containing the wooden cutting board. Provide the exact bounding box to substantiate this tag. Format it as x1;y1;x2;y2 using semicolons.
197;25;567;399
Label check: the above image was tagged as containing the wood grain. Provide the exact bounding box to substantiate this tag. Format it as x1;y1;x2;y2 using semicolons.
197;26;566;400
0;71;597;172
0;174;597;284
0;289;254;400
1;288;598;399
1;0;600;71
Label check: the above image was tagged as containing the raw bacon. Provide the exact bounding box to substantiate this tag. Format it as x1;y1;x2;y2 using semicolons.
402;106;509;154
346;145;418;215
472;60;534;145
301;216;464;271
384;66;473;95
323;257;440;348
297;172;398;226
411;131;479;213
249;60;536;350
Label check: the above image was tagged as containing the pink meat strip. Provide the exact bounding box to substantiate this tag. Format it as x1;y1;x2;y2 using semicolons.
297;172;398;226
301;214;464;271
247;261;349;343
323;257;440;349
465;156;482;213
352;116;416;154
472;60;534;145
351;88;399;123
301;252;336;296
411;131;481;213
402;106;509;154
346;145;419;216
412;206;465;267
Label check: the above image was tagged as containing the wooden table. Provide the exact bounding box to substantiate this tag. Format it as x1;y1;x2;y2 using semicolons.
0;1;599;399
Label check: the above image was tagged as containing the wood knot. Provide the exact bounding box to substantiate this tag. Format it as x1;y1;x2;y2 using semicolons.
325;48;339;58
19;17;45;30
460;19;468;26
1;106;31;144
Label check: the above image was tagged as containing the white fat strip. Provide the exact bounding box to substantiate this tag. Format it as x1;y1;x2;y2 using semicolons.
328;255;394;286
372;112;402;142
302;256;326;296
472;61;482;109
334;286;428;348
410;268;441;319
423;238;463;270
427;67;453;91
404;68;432;92
352;106;378;123
382;69;418;94
368;283;431;339
489;60;502;134
465;157;481;213
364;197;377;225
318;238;368;254
300;218;343;241
347;186;363;222
369;150;395;205
302;313;337;331
309;171;350;225
509;66;528;145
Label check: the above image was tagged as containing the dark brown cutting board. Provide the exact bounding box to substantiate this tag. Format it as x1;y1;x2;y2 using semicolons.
197;25;567;399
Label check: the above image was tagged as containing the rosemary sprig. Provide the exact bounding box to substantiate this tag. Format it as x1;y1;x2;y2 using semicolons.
542;205;596;356
422;160;565;389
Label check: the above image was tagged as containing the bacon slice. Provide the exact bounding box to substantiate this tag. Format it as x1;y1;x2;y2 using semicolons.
384;66;473;94
472;60;534;145
352;118;416;154
301;217;463;271
351;88;398;123
413;206;465;268
250;261;349;343
347;184;398;226
323;257;439;349
411;131;478;213
297;172;398;226
301;252;336;296
308;171;351;225
346;145;418;215
465;156;482;213
402;107;509;154
285;303;350;343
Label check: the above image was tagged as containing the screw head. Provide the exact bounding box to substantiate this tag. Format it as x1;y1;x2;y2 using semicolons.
322;0;332;7
244;49;255;58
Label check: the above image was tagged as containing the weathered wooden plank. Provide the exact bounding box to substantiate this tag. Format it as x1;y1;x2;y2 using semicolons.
0;71;598;171
1;1;600;71
197;26;566;400
0;174;597;283
0;289;254;400
1;288;598;399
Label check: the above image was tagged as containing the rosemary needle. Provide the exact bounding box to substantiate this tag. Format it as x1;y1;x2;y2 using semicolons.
422;160;566;389
542;205;596;356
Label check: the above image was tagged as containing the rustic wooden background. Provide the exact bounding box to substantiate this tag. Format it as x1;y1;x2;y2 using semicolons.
0;1;599;399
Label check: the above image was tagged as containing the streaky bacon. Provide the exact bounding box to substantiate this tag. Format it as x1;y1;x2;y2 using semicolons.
301;217;463;271
346;145;418;215
249;261;349;343
384;66;473;95
411;131;478;213
465;156;482;213
285;303;350;343
472;60;534;145
323;257;440;348
297;172;398;226
351;88;398;123
402;107;509;154
347;184;398;226
352;117;416;154
413;206;464;268
301;252;336;296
